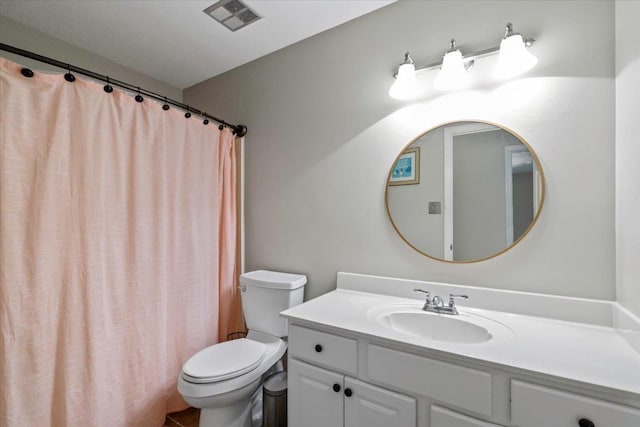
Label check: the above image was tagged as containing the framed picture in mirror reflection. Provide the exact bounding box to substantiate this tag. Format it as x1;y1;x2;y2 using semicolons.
389;147;420;185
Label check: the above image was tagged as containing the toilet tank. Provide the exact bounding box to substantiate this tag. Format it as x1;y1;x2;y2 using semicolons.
239;270;306;337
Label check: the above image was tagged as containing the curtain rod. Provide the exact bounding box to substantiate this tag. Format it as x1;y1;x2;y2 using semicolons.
0;43;247;137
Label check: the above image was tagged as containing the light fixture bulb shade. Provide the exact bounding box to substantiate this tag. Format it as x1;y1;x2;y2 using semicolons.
434;49;470;91
389;63;420;100
494;34;538;79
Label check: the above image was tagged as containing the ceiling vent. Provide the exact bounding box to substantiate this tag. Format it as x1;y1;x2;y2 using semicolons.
204;0;261;32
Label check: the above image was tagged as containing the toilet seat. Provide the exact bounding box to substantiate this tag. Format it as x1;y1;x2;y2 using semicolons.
178;331;287;400
182;338;267;384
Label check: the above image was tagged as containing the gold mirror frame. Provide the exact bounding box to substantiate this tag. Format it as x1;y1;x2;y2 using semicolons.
385;120;546;263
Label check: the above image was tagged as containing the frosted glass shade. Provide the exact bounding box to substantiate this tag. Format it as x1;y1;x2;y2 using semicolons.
434;50;470;91
389;63;420;100
494;34;538;79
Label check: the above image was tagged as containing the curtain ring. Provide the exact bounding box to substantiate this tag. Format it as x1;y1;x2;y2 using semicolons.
103;77;113;93
135;87;143;103
162;97;170;111
184;106;191;119
64;64;76;82
202;113;209;125
21;68;34;78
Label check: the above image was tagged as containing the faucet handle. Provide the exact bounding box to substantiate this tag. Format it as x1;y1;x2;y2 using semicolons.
413;288;430;298
414;288;431;310
448;294;469;306
413;288;431;303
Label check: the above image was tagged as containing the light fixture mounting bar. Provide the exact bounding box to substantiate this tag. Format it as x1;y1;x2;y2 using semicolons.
411;39;535;74
414;45;494;73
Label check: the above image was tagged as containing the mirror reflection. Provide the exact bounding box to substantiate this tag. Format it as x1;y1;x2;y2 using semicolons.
386;121;544;262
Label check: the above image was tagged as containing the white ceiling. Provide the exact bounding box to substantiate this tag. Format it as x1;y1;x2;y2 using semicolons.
0;0;395;89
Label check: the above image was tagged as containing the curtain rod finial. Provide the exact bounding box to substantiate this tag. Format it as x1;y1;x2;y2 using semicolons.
235;125;247;137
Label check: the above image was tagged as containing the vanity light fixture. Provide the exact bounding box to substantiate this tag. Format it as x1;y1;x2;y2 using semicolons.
389;22;536;99
434;39;473;91
388;53;420;100
494;23;538;79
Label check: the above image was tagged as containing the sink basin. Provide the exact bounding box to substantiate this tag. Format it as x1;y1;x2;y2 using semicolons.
383;312;492;343
369;305;513;344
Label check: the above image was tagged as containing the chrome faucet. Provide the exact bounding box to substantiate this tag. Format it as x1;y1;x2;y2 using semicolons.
432;295;444;308
413;289;468;315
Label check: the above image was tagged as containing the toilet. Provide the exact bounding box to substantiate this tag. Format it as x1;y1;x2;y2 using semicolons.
178;270;306;427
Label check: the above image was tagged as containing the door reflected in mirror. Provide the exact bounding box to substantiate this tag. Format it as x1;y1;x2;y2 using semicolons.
385;121;545;263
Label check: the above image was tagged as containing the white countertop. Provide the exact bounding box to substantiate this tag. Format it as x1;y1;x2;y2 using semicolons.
281;288;640;397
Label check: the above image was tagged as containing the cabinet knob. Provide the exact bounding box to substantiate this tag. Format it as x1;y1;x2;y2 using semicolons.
578;418;595;427
332;384;341;393
314;344;322;353
344;388;353;397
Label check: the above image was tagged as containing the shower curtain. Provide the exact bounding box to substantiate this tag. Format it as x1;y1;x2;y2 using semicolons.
0;58;243;426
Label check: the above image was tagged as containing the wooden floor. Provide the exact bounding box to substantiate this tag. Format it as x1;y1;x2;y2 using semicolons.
164;407;200;427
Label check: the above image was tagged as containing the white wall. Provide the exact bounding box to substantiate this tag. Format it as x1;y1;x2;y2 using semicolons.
0;15;181;100
615;1;640;317
185;1;616;300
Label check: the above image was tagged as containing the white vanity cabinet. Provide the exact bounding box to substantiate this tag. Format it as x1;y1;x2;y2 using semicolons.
286;323;640;427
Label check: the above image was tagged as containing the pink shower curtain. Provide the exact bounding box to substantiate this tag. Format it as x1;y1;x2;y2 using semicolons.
0;57;239;426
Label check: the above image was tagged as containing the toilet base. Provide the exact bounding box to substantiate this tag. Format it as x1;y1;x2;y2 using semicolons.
199;398;252;427
188;377;262;427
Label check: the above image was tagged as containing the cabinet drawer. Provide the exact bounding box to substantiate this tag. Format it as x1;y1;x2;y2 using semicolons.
511;380;640;427
431;405;503;427
367;344;492;416
288;324;357;374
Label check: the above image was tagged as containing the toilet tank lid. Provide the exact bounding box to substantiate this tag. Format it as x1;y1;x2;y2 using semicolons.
240;270;307;290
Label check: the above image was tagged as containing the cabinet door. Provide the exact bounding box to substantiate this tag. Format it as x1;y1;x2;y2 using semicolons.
344;377;416;427
289;359;344;427
431;405;504;427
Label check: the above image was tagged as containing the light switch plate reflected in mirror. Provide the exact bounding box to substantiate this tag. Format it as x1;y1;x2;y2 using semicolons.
428;202;442;214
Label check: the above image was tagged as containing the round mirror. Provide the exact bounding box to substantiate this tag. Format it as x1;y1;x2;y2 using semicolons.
385;121;545;263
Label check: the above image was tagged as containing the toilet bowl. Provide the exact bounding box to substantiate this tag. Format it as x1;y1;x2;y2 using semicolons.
178;270;306;427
